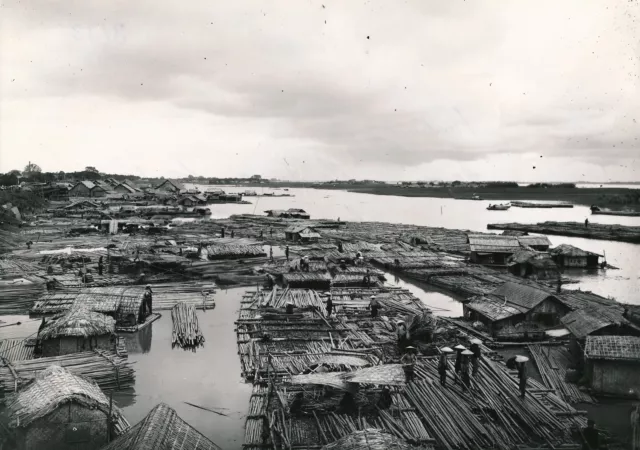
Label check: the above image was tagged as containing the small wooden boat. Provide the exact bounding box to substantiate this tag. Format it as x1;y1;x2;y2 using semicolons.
487;203;511;211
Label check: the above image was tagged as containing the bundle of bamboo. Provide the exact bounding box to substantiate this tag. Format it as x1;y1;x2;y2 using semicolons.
206;244;266;259
171;302;205;350
0;349;134;394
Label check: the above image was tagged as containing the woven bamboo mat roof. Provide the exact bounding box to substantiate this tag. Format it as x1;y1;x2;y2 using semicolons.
100;403;221;450
39;307;115;339
7;365;129;434
322;428;413;450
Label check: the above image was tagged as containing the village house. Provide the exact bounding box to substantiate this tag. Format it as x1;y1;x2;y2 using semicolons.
507;248;559;280
516;235;552;251
178;194;207;207
463;282;569;336
6;365;129;450
113;183;137;195
585;335;640;397
285;225;321;243
467;234;521;265
37;307;116;357
69;181;108;198
100;403;220;450
154;179;186;193
550;244;602;268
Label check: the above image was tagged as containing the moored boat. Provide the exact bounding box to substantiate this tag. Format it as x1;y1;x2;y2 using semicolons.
487;203;511;211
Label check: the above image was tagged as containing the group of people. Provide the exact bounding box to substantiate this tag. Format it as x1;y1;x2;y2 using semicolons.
435;339;484;390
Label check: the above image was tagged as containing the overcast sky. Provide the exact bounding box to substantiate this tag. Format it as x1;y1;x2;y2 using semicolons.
1;0;639;181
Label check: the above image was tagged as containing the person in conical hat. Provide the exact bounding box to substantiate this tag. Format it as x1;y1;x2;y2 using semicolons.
453;345;466;383
369;295;380;318
286;301;295;315
469;339;482;377
438;347;453;387
460;350;473;391
396;320;410;351
401;346;417;382
515;355;529;399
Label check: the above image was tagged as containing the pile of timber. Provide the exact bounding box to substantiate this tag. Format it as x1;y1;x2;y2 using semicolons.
511;201;574;209
591;210;640;217
528;345;594;404
0;349;134;394
171;302;205;350
487;221;640;243
206;244;266;259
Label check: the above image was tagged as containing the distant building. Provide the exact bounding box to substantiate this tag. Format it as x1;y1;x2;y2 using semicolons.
467;234;521;265
507;248;559;280
69;181;107;198
114;183;137;195
550;244;602;268
516;235;551;251
285;225;320;243
155;179;185;193
250;175;262;180
7;365;129;450
585;335;640;397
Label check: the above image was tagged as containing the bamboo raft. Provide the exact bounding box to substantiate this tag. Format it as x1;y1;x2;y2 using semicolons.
171;302;205;350
488;221;640;243
527;345;594;404
0;349;134;394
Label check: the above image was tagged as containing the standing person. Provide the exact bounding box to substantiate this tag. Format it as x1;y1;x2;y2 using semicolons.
369;295;380;318
377;386;392;409
470;338;482;376
516;355;529;399
143;285;153;316
397;320;409;352
259;230;263;238
270;227;273;236
285;245;290;261
581;419;600;450
221;227;225;238
286;302;295;315
362;269;371;287
326;294;333;317
401;346;417;383
461;350;473;391
98;256;104;276
269;246;274;262
585;218;589;228
438;347;453;386
337;241;344;252
453;345;466;384
231;229;235;238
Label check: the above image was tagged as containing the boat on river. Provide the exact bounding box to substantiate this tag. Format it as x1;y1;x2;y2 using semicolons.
487;203;511;211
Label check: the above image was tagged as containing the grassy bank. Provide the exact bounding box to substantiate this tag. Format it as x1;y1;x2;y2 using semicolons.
235;182;640;210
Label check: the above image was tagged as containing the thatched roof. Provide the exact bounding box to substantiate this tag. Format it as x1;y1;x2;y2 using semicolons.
100;403;220;450
549;244;602;258
585;335;640;362
39;307;115;340
491;282;556;310
322;428;412;450
7;365;129;433
517;235;551;248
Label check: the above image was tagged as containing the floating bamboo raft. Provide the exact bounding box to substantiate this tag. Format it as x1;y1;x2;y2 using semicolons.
171;302;205;350
0;349;134;394
488;221;640;243
528;344;594;404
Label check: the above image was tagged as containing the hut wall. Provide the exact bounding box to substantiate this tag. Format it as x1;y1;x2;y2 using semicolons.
41;335;113;357
589;360;640;396
17;403;109;450
91;189;106;198
560;256;588;268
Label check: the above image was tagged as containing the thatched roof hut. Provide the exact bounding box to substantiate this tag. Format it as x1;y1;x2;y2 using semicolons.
7;365;129;449
38;307;116;357
100;403;220;450
39;307;115;340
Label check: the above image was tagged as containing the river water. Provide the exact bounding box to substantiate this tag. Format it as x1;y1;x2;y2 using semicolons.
192;185;640;306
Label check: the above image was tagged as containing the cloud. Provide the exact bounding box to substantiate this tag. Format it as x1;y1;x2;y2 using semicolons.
1;0;639;180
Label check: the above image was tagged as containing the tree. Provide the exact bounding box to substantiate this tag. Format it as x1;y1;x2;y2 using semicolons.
57;171;66;180
23;162;42;176
85;166;99;173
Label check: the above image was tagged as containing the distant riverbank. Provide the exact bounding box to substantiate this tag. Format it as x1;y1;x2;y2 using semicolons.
230;182;640;211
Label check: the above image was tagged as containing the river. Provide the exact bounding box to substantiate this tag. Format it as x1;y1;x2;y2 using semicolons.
190;185;639;306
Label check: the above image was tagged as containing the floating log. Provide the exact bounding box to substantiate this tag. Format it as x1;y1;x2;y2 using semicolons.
487;221;640;243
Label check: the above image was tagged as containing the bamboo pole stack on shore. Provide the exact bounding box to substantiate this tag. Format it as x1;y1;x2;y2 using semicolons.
171;302;205;351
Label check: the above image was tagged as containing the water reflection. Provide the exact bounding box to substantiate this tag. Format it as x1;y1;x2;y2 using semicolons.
118;322;153;354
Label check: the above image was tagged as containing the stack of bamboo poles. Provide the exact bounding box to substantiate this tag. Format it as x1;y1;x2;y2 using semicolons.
0;350;134;394
244;385;269;447
206;244;266;259
0;279;46;314
528;345;594;404
408;357;584;450
171;302;205;350
261;288;326;311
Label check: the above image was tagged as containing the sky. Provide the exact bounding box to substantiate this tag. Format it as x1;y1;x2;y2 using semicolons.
1;0;639;182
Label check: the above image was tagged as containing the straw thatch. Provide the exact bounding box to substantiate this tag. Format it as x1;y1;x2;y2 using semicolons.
561;306;631;339
322;428;413;450
39;307;115;340
549;244;602;258
7;365;129;434
100;403;221;450
346;364;406;386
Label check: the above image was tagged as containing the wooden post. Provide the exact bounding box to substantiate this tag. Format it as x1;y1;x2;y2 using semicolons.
107;391;113;442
